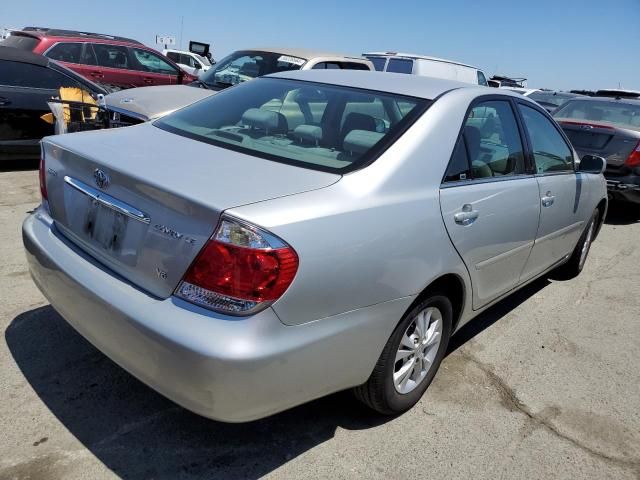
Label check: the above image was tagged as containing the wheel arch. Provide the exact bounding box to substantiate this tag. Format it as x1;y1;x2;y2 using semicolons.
406;273;467;333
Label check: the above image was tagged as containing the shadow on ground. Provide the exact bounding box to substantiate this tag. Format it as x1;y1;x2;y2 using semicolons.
604;201;640;225
6;277;549;479
0;159;39;172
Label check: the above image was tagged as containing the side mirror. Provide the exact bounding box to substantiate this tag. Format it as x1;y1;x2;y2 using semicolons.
193;63;201;70
579;154;606;174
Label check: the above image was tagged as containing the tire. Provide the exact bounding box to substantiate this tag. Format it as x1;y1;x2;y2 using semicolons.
554;208;599;280
353;294;453;415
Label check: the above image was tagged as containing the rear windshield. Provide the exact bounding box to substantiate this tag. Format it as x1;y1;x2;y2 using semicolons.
387;58;414;74
0;34;40;50
156;77;429;173
199;51;306;89
529;91;576;108
554;99;640;129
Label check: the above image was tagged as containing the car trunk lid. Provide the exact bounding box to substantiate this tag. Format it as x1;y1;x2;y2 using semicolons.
557;119;640;168
42;123;339;298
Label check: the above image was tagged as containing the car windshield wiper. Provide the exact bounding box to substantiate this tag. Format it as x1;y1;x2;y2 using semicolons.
190;80;211;90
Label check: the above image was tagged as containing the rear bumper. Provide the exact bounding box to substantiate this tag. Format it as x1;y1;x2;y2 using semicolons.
22;208;412;422
606;175;640;204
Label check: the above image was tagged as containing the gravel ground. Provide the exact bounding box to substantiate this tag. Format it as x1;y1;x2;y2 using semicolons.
1;163;639;479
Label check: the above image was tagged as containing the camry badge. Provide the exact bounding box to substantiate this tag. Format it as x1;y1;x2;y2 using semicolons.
94;169;110;190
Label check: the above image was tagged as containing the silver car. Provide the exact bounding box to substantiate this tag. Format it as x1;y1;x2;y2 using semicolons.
23;70;607;422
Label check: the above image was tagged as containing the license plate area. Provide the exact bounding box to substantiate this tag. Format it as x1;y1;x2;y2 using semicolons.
61;176;149;266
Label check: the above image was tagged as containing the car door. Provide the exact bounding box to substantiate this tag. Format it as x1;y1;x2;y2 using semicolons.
0;59;56;156
439;98;541;309
91;43;143;88
129;47;181;86
517;102;590;281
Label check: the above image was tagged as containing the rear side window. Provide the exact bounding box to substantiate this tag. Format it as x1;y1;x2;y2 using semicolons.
477;71;488;86
0;35;40;50
0;60;87;90
165;51;179;62
341;62;370;71
387;58;413;74
519;104;574;173
313;62;341;70
93;44;130;69
46;43;82;63
156;77;429;173
444;100;525;181
131;48;178;75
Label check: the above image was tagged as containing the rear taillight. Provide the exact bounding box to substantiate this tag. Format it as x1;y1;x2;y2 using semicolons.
625;141;640;168
39;155;48;200
176;217;299;315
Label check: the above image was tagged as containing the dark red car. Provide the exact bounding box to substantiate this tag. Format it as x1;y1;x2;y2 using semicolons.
2;28;198;90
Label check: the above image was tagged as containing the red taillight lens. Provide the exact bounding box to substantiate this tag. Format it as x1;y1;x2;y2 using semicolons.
625;141;640;168
176;217;298;315
39;156;48;200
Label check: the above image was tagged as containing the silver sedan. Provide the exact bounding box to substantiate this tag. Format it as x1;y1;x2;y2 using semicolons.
23;70;607;422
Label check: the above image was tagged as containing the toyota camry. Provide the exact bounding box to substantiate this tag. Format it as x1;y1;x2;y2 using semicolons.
23;70;607;422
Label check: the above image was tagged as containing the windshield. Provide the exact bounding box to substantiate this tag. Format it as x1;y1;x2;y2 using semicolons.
156;77;429;173
553;99;640;129
195;53;211;66
199;51;306;89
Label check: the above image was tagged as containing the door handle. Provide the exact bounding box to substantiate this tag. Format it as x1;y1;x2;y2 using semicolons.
454;204;479;226
143;77;154;84
0;96;10;106
541;191;555;207
89;71;104;79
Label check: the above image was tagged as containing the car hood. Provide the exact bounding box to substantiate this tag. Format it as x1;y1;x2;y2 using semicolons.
105;84;216;121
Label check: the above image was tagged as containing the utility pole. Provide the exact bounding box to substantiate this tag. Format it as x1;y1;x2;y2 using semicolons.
179;16;184;50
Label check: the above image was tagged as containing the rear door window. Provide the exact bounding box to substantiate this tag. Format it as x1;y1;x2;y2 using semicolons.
519;104;574;173
386;58;413;74
93;44;131;70
46;43;82;64
446;100;526;180
0;60;87;90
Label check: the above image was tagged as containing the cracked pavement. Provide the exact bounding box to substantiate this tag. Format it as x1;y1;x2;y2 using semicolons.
1;165;639;479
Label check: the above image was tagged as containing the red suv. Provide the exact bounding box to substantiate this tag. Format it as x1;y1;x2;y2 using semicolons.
3;28;198;90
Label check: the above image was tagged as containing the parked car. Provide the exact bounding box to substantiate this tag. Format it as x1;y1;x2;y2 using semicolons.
554;96;640;204
163;49;212;77
104;47;374;124
1;28;198;90
505;89;582;113
363;52;488;85
0;46;107;161
25;70;607;422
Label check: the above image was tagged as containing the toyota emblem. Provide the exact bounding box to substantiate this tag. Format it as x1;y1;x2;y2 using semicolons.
94;169;110;189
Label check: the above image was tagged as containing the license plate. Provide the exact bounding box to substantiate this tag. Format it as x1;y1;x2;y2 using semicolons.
61;180;148;265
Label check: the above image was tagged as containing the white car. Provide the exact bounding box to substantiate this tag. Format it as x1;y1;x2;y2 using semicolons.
364;51;488;86
163;49;212;77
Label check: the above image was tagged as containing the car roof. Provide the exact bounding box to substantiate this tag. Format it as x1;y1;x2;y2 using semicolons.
0;45;49;66
17;27;144;45
267;69;484;99
363;51;479;70
560;95;640;105
246;47;367;61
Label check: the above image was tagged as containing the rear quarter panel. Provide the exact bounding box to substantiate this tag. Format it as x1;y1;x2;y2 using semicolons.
228;88;480;327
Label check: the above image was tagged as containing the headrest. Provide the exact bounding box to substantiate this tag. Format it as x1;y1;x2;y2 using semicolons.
343;130;384;155
293;124;323;144
241;108;287;133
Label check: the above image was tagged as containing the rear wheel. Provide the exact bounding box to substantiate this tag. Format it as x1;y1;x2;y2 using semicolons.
354;294;452;415
554;209;599;280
